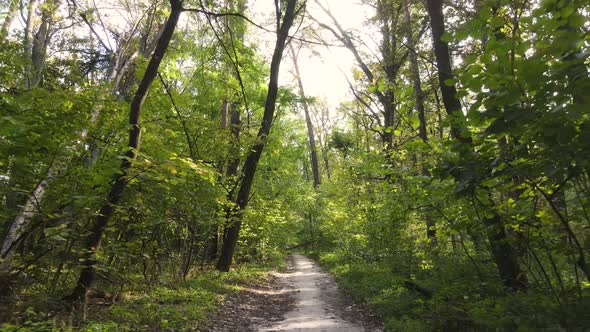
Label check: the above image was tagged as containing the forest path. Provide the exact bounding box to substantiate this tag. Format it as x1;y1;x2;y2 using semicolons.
256;254;381;332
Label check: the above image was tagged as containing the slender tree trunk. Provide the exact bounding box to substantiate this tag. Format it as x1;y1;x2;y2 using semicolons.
322;147;331;179
289;44;321;188
30;0;59;87
66;0;182;301
377;0;397;152
425;0;526;290
210;0;247;261
404;0;434;241
0;169;52;262
216;0;299;272
424;0;468;143
317;106;331;178
23;0;36;90
0;0;18;41
0;0;55;263
221;99;229;129
207;100;230;261
315;1;398;152
226;104;241;181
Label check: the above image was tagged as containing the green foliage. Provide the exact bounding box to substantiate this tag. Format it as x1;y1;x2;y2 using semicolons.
306;0;590;330
0;0;589;330
0;265;272;331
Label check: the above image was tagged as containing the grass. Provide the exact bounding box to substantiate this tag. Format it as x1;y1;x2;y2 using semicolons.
0;261;285;332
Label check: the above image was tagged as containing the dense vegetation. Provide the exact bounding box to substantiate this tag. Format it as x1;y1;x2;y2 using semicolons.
0;0;588;330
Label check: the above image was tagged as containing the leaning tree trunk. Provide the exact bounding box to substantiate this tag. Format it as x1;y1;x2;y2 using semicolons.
0;0;149;267
66;0;182;301
425;0;527;290
216;0;299;272
0;0;57;263
3;0;37;215
316;1;399;154
289;44;321;188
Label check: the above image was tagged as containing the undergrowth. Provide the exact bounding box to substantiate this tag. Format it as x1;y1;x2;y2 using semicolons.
312;250;590;332
0;260;284;331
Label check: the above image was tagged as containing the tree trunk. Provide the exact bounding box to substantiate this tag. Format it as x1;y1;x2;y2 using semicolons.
0;170;52;262
424;0;469;143
289;44;321;188
216;0;299;272
425;0;526;290
212;102;241;261
30;0;59;87
66;0;182;301
0;0;56;262
404;0;434;241
0;0;158;271
0;0;18;41
210;0;247;262
23;0;36;90
207;100;230;261
377;0;398;152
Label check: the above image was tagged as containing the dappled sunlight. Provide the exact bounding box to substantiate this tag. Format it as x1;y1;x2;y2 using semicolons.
1;0;586;329
257;254;366;332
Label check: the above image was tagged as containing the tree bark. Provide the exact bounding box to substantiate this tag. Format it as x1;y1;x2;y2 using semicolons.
377;0;398;152
404;0;434;241
289;44;321;188
209;0;247;262
0;0;18;41
66;0;182;301
216;0;299;272
424;0;469;143
30;0;59;87
0;170;53;261
23;0;37;90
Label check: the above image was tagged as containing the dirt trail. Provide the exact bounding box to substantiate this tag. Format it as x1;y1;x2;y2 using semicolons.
201;254;381;331
256;254;381;332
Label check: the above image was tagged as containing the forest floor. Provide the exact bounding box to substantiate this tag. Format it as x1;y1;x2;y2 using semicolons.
202;254;383;332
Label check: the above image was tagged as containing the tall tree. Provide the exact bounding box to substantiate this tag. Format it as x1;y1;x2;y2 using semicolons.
216;0;302;272
289;44;321;188
425;0;526;290
403;0;434;241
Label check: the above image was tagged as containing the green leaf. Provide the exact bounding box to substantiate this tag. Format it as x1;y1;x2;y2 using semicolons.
455;90;468;98
441;32;452;42
444;78;457;87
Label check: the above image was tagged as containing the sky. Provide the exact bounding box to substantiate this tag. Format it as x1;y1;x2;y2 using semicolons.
8;0;372;112
248;0;374;111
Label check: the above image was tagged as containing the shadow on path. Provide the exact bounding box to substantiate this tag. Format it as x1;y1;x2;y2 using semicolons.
256;254;382;332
